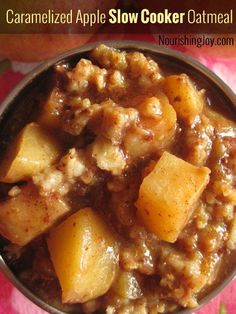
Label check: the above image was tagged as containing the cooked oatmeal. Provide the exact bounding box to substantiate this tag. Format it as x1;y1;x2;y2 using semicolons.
0;44;235;314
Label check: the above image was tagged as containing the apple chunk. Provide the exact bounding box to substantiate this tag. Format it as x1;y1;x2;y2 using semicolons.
0;184;70;246
47;207;118;304
161;74;204;122
37;88;64;129
0;122;61;183
136;152;210;243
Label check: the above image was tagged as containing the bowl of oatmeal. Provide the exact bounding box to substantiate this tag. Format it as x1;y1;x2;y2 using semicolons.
0;41;235;314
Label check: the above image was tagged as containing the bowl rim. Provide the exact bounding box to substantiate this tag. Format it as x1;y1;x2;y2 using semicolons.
0;40;236;314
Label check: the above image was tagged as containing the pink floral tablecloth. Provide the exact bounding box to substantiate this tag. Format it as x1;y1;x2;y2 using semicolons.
0;34;235;314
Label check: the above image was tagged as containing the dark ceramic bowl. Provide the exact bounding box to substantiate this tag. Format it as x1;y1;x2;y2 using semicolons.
0;41;235;314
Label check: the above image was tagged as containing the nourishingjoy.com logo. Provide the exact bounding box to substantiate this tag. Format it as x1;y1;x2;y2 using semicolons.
158;34;234;48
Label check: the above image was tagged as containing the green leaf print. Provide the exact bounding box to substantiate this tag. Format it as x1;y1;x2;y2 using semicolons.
219;303;228;314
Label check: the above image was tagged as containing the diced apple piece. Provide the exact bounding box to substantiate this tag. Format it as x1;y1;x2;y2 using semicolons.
37;88;64;129
47;207;118;304
0;122;62;183
0;184;70;246
112;271;142;300
136;152;210;243
162;74;204;122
